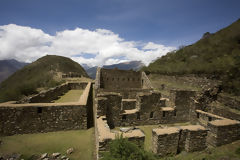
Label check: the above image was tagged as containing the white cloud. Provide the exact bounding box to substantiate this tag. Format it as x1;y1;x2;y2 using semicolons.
0;24;176;66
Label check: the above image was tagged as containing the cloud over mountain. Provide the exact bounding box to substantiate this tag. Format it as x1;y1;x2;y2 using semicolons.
0;24;176;66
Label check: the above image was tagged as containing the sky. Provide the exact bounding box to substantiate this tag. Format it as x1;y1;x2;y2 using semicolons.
0;0;239;67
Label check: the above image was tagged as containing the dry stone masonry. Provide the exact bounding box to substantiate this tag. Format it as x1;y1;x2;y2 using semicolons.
0;82;93;136
1;67;239;160
94;68;240;159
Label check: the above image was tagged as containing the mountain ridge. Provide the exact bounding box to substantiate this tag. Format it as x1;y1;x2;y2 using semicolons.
0;59;28;83
0;55;89;102
83;61;145;79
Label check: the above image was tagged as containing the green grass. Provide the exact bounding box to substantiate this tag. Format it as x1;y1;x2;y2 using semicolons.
0;55;89;102
113;123;190;152
0;129;94;160
142;19;240;96
54;90;83;103
149;74;202;97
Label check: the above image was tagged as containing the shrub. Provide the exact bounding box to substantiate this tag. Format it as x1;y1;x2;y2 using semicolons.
102;134;157;160
235;147;240;155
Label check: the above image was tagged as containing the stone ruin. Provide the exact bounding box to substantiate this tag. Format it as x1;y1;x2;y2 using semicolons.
0;67;239;159
0;82;93;136
94;68;240;158
62;72;83;78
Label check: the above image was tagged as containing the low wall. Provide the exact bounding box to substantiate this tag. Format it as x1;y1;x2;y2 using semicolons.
96;116;145;158
29;83;70;103
195;110;240;147
0;104;87;136
28;82;88;103
152;127;180;156
68;82;87;90
0;82;93;136
195;109;224;127
152;125;207;156
207;119;240;147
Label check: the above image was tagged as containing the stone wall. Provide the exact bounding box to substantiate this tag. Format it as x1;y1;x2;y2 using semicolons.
122;99;136;110
0;104;87;136
195;110;223;127
95;67;101;93
0;82;93;136
194;110;240;147
99;68;142;90
68;82;88;90
28;82;88;103
96;91;179;128
170;90;196;122
152;127;180;156
29;83;70;103
62;72;82;78
97;88;152;99
96;116;145;159
152;125;207;156
96;92;122;129
207;119;240;147
184;126;207;152
142;72;153;89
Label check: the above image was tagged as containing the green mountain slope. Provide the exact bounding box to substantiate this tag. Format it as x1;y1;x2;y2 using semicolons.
0;55;89;102
142;19;240;95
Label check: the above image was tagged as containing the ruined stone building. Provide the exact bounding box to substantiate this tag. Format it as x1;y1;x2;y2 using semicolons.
0;67;239;159
94;68;240;158
0;82;93;136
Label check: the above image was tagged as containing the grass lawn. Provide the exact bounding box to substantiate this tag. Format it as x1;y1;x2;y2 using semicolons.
0;128;94;160
137;123;191;152
54;90;83;103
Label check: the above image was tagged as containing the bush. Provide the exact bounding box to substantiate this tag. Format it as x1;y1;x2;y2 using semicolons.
235;147;240;155
102;134;157;160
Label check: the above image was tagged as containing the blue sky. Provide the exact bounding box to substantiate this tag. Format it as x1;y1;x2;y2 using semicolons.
0;0;239;66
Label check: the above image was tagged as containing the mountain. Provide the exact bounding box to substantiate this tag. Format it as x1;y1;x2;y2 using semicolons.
0;55;88;102
103;61;145;70
142;19;240;95
84;61;145;79
85;66;98;79
0;59;28;83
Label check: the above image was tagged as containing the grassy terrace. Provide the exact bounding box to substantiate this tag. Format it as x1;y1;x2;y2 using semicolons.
0;129;94;160
149;74;202;97
54;90;83;103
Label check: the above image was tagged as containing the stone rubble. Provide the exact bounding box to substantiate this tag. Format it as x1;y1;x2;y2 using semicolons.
66;148;74;155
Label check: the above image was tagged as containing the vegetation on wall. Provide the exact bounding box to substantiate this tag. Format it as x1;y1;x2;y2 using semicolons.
0;55;89;102
142;19;240;95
